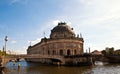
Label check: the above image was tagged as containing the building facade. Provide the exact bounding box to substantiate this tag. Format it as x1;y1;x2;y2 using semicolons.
27;22;84;56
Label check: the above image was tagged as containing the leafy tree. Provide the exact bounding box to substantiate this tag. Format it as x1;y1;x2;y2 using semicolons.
109;47;114;55
105;47;114;55
0;50;2;56
101;50;106;55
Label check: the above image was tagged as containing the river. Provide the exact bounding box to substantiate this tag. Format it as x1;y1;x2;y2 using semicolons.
2;60;120;74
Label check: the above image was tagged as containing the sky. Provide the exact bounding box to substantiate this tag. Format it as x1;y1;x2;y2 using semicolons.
0;0;120;54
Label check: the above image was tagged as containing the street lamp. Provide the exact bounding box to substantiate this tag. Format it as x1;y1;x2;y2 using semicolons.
4;36;8;54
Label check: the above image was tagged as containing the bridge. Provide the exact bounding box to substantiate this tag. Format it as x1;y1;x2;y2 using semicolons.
0;53;95;68
0;54;65;67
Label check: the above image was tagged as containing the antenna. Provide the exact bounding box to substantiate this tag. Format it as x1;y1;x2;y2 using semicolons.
86;49;87;53
89;47;90;53
80;33;82;38
3;46;5;52
44;32;45;38
77;34;79;38
30;41;31;46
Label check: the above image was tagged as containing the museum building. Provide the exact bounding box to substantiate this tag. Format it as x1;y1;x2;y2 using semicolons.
27;22;84;57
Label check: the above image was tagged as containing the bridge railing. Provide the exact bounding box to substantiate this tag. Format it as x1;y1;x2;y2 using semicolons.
25;54;64;59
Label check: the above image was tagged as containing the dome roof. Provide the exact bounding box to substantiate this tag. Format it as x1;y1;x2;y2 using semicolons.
50;22;75;39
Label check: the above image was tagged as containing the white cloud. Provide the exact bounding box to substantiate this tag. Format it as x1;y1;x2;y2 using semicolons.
28;38;41;46
16;46;27;54
11;40;17;44
11;0;20;3
24;0;120;52
10;0;28;5
62;0;120;26
52;20;72;26
52;20;60;26
8;46;27;54
49;0;120;51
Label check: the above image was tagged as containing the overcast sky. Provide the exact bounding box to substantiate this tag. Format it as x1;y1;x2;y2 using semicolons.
0;0;120;54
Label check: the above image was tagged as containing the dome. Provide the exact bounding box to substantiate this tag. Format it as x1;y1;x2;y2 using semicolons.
50;22;75;39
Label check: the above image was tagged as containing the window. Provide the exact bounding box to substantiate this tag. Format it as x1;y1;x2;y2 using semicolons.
48;50;50;55
60;50;63;55
53;50;56;55
67;49;71;56
74;50;76;55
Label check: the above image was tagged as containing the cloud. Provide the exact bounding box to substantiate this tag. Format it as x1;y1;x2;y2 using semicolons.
52;20;72;26
47;0;120;51
52;20;60;26
61;0;120;25
28;19;72;46
11;40;17;44
10;0;28;5
20;0;120;52
16;46;27;54
28;38;41;46
8;46;27;54
11;0;20;3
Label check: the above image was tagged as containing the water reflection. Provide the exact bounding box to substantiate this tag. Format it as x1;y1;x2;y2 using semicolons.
26;65;92;74
3;61;120;74
4;61;93;74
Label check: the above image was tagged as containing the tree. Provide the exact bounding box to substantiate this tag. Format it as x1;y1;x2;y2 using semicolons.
109;47;114;55
0;50;2;56
105;47;114;55
101;50;106;55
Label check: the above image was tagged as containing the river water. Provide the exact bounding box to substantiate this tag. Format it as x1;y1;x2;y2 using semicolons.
3;60;120;74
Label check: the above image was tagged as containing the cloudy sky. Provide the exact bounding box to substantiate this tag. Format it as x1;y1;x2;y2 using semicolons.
0;0;120;54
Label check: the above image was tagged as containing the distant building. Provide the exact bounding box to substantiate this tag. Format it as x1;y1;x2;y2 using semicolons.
114;49;120;55
27;22;84;56
92;50;102;55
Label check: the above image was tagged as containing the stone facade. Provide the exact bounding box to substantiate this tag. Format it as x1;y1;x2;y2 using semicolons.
27;22;84;57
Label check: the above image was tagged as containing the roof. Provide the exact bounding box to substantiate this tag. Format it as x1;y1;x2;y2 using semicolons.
50;22;75;38
51;22;74;33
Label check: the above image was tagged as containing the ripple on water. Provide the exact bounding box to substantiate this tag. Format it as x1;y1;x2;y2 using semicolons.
3;61;120;74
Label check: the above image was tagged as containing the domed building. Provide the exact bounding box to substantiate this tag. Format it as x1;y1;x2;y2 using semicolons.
27;22;84;56
26;22;91;65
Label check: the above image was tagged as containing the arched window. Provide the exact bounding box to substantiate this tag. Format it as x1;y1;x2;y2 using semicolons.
74;50;76;55
60;50;63;55
43;47;44;55
67;49;71;56
53;50;56;55
48;50;50;55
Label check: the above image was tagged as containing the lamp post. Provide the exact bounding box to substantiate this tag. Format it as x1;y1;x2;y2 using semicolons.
4;36;8;54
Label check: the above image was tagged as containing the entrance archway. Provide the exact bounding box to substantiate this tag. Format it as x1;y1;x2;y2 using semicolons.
67;50;70;56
